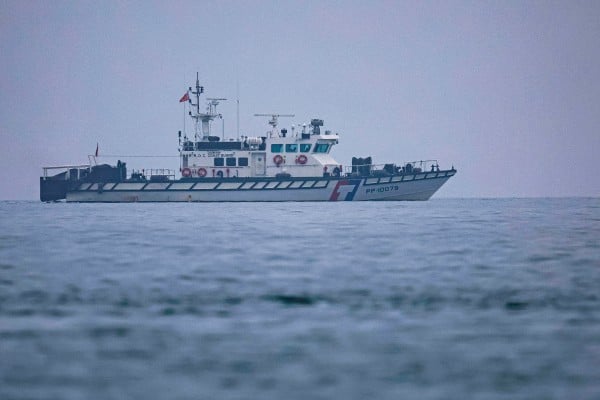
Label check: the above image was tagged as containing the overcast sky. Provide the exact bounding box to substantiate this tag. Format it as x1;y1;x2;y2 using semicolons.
1;0;599;199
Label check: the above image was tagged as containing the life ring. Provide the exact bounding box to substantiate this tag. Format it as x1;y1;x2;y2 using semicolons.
197;168;207;177
182;167;192;177
273;155;284;166
296;155;308;165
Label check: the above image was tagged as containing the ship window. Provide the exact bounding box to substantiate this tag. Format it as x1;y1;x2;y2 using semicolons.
285;144;298;152
300;144;312;152
314;143;330;153
271;144;283;153
238;157;248;166
226;157;236;166
214;157;224;167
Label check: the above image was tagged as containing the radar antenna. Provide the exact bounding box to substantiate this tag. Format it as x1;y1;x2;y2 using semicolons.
207;98;227;115
254;114;295;136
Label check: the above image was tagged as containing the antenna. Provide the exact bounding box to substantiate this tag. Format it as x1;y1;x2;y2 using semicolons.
189;72;205;140
207;98;227;115
236;81;240;140
254;114;295;138
192;72;204;115
254;114;295;130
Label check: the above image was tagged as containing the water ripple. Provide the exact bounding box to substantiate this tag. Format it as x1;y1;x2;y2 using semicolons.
0;199;599;400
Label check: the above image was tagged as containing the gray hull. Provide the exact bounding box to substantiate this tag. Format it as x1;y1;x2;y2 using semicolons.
66;170;455;202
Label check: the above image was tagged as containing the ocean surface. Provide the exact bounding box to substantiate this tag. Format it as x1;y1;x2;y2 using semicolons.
0;198;599;400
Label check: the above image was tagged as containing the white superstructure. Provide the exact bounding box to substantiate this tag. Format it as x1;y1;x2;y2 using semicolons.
179;74;342;180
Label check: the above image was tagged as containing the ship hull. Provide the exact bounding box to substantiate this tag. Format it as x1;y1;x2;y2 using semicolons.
64;170;455;202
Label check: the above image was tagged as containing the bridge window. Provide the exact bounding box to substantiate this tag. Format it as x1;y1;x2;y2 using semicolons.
238;157;248;167
214;157;224;167
226;157;236;167
313;143;330;153
271;144;283;153
285;144;297;152
300;144;312;152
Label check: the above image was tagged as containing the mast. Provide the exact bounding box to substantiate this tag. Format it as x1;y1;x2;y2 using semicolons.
188;73;225;141
195;72;201;115
189;72;204;141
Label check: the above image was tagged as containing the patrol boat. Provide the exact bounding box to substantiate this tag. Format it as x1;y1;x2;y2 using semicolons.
40;75;456;202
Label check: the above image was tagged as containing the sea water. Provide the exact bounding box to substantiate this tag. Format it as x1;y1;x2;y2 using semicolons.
0;198;599;399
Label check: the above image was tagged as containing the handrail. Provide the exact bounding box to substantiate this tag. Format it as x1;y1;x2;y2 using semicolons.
344;160;441;175
41;164;91;179
42;164;91;171
131;168;176;179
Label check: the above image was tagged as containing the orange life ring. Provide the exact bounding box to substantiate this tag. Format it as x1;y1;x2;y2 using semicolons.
273;155;284;166
182;167;192;177
296;155;308;165
197;168;207;177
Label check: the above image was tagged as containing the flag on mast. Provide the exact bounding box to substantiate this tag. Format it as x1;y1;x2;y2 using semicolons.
179;91;190;103
95;143;99;157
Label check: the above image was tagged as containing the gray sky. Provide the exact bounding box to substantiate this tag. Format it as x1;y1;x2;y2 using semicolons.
2;0;599;199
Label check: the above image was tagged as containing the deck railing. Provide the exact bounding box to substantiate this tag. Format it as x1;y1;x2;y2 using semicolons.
130;168;176;180
343;160;441;176
41;165;92;179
